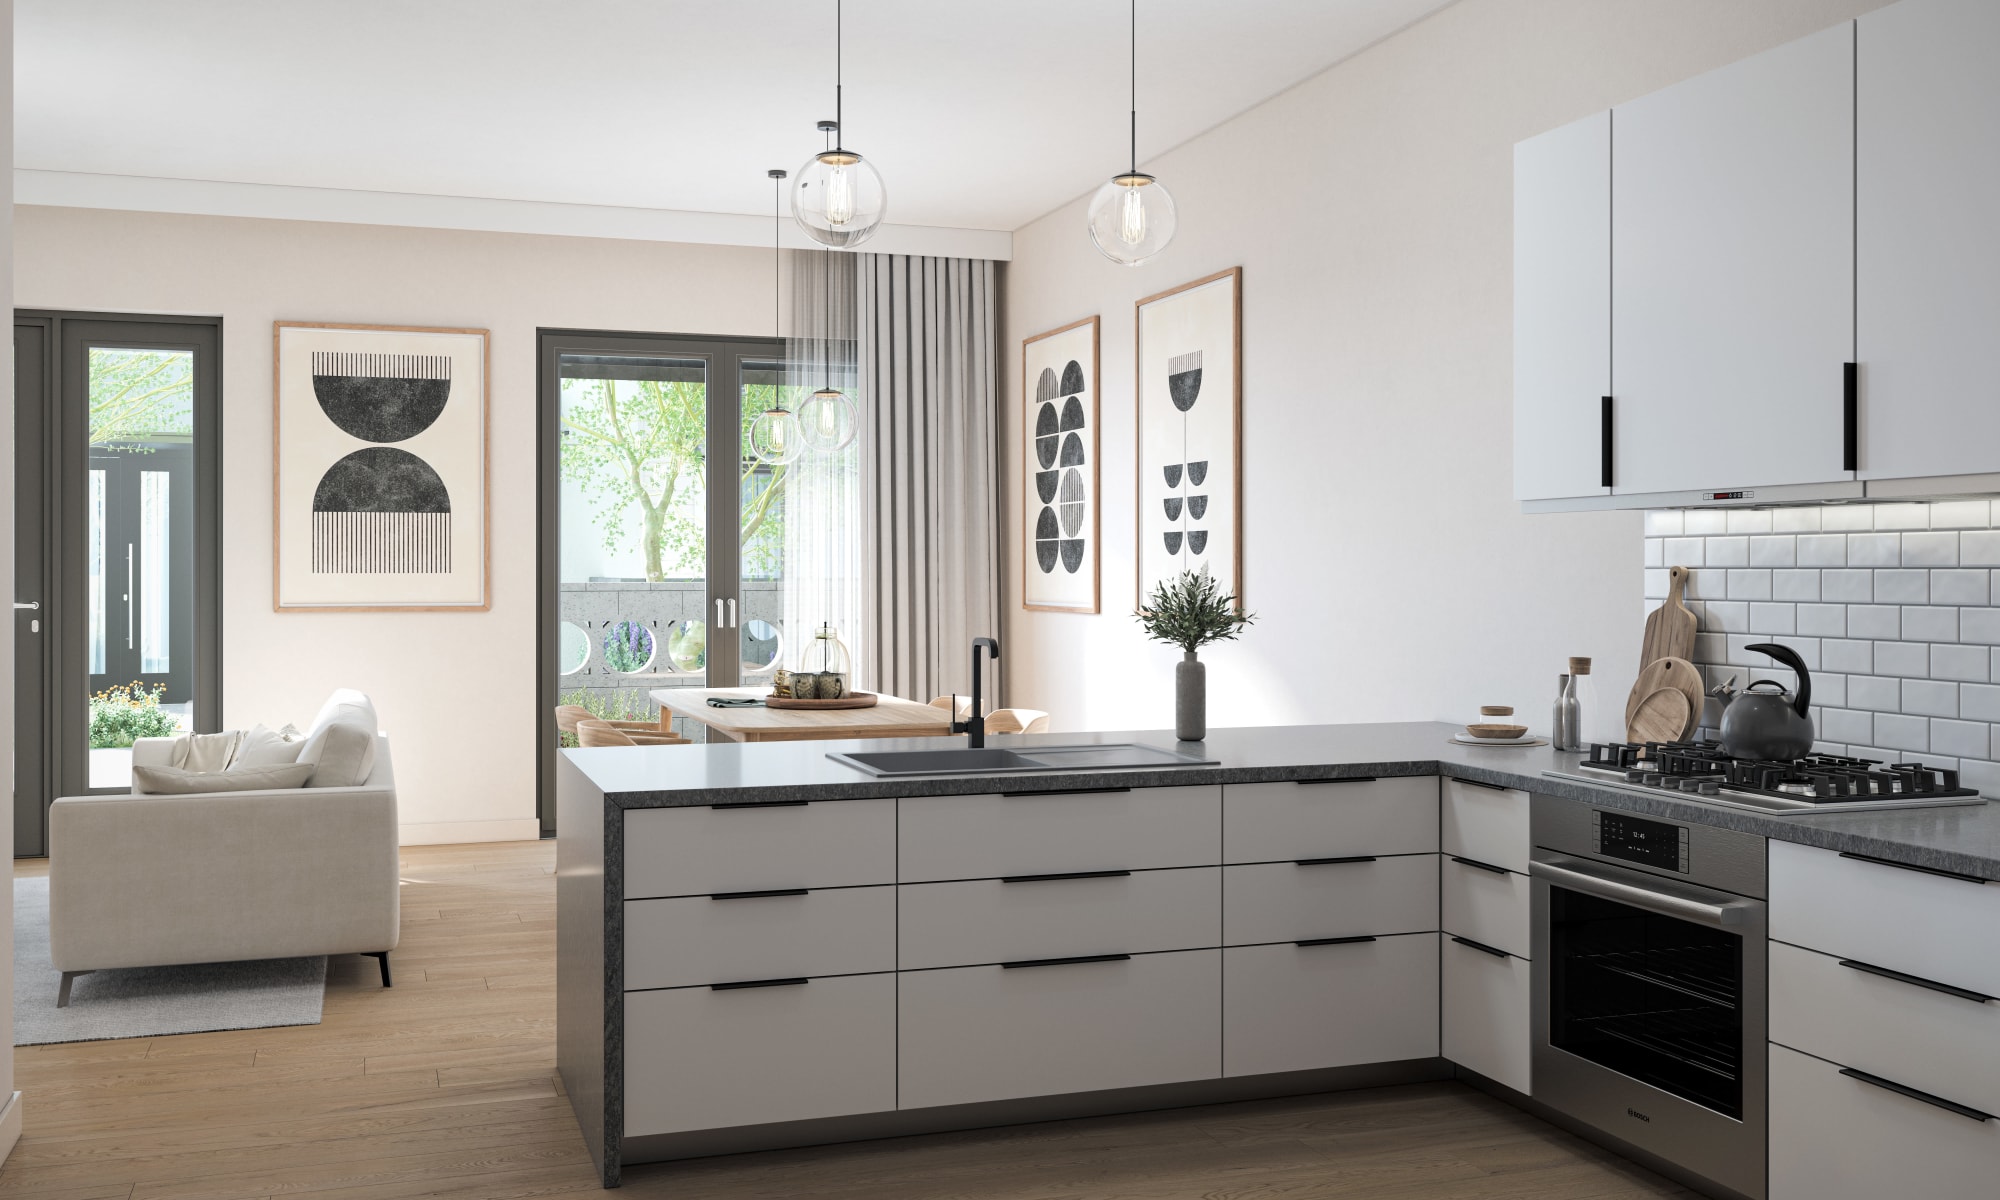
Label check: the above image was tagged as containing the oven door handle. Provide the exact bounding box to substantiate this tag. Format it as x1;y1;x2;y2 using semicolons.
1530;858;1754;929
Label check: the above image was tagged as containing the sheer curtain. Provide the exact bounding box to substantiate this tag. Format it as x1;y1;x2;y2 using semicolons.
782;249;865;685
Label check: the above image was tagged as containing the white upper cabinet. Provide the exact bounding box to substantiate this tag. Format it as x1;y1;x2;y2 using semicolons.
1513;111;1611;502
1857;0;2000;481
1610;21;1856;495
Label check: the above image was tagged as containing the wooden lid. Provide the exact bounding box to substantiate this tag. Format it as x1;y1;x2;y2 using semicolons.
1569;656;1592;675
1479;705;1514;717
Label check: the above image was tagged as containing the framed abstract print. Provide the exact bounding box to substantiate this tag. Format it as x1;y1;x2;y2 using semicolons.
1022;315;1100;612
1135;267;1242;607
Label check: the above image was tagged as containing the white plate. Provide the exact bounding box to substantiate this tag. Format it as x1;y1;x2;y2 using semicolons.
1450;733;1548;747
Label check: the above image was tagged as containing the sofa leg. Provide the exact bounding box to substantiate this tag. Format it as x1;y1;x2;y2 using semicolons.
365;951;392;988
57;970;92;1008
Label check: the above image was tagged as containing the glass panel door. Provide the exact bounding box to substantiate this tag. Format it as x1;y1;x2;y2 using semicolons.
737;359;793;686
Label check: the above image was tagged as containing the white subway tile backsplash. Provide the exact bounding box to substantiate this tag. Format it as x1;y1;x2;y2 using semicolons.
1961;683;2000;722
1821;569;1872;602
1962;530;2000;566
1848;532;1901;567
1727;509;1774;534
1772;570;1820;602
1929;500;1993;529
1773;636;1821;671
1748;536;1796;567
1816;673;1847;708
1694;632;1729;664
1961;607;2000;645
1644;510;1685;537
1748;603;1795;635
1931;718;1990;758
1875;503;1933;531
1644;539;1663;567
1933;643;1990;683
1901;606;1959;643
1796;534;1847;567
1798;604;1845;637
1848;606;1900;640
1849;673;1900;711
1773;508;1822;533
1644;569;1669;600
1876;641;1931;678
1683;569;1723;600
1902;679;1959;718
1821;708;1876;744
1821;505;1876;532
1684;510;1728;536
1702;601;1749;633
1874;712;1931;751
1959;759;2000;799
1931;569;1989;606
1664;538;1704;567
1705;537;1749;567
1902;531;1961;566
1874;569;1930;604
1824;638;1874;674
1727;570;1773;601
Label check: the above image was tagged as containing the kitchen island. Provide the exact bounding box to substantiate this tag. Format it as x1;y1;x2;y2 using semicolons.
557;721;2000;1189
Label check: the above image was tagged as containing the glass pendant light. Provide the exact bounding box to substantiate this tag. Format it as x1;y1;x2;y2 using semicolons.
796;247;858;452
750;169;804;466
793;1;886;248
1087;0;1176;266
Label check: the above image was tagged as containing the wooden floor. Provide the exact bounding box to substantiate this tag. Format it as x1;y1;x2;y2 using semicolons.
2;842;1697;1200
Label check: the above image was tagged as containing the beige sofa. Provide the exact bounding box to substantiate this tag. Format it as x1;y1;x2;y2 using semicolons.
47;734;400;1006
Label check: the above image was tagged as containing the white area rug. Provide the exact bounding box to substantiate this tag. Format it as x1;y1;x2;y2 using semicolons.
13;877;326;1046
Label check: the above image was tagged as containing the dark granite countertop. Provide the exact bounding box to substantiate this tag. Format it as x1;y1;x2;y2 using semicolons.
562;721;2000;882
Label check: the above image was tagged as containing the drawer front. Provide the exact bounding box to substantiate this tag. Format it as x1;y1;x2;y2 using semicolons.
625;798;894;898
1770;940;2000;1119
898;949;1221;1109
1222;934;1438;1077
624;973;895;1136
1222;856;1437;946
900;867;1219;971
1224;776;1437;865
898;786;1220;883
1439;857;1531;960
1771;1042;2000;1200
1440;779;1531;875
625;886;895;990
1770;840;2000;998
1441;933;1532;1095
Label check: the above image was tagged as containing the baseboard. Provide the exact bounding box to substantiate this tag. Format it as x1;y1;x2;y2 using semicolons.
398;819;541;846
0;1090;22;1166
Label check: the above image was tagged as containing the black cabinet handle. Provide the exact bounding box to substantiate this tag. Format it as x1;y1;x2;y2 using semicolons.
1294;776;1377;785
1453;778;1510;792
1004;787;1133;798
1450;856;1512;876
1451;936;1510;959
1601;395;1614;488
1838;958;1994;1004
709;888;809;901
711;977;809;991
1296;935;1378;948
1842;362;1858;472
1295;856;1377;867
1001;869;1131;884
1839;851;1990;885
1001;953;1131;970
1839;1067;1993;1122
711;800;808;810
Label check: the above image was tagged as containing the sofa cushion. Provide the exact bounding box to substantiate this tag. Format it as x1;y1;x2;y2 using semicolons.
166;730;243;773
297;691;378;787
231;723;307;769
132;763;315;795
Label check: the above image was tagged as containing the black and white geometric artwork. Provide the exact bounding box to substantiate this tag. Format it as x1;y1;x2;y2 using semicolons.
1137;269;1242;606
276;324;489;610
1022;317;1099;612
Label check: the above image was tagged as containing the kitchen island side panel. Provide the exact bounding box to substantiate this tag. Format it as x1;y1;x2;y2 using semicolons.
556;753;618;1186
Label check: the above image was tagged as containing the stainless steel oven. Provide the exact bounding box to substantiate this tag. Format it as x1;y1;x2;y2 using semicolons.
1530;794;1767;1200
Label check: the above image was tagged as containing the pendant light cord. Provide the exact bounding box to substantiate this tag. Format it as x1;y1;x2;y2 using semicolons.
1129;0;1137;175
835;0;844;148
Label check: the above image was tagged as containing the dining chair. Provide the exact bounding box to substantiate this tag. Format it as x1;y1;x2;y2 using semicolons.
570;715;688;747
985;708;1051;735
928;695;973;721
557;704;683;742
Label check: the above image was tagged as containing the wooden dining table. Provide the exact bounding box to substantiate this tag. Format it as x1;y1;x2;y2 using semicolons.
649;686;957;744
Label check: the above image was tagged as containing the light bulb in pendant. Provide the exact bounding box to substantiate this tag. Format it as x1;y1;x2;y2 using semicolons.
750;406;804;465
1120;186;1146;245
1088;172;1176;266
798;386;857;452
825;164;854;226
795;148;884;248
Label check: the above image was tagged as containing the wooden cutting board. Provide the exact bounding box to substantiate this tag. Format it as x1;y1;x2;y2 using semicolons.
1642;565;1698;669
1628;688;1693;745
1625;656;1705;741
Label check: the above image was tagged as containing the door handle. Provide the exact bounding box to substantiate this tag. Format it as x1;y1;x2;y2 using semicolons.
727;598;738;627
715;598;724;627
1530;856;1756;929
12;602;38;611
125;543;135;649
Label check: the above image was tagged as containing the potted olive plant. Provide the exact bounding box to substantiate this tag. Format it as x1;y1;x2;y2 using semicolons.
1136;568;1255;741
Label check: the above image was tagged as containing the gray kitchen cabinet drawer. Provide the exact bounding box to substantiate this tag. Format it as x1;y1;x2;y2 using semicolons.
899;867;1219;971
1441;932;1531;1095
1223;776;1437;865
623;972;895;1136
1770;840;2000;999
1222;856;1437;947
897;786;1220;883
1440;778;1531;875
1222;934;1438;1077
624;798;894;898
624;885;895;991
1770;940;2000;1121
1439;855;1530;960
897;949;1221;1110
1771;1042;2000;1200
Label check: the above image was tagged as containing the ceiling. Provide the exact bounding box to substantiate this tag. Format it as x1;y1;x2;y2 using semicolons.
16;0;1453;241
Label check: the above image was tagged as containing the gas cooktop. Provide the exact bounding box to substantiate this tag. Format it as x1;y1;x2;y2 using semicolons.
1543;740;1988;815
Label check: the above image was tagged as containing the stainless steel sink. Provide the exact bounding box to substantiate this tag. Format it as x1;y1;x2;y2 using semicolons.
828;742;1219;777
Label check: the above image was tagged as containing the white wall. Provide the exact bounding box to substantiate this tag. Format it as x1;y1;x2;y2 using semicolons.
14;207;773;842
1001;0;1892;737
1;0;21;1161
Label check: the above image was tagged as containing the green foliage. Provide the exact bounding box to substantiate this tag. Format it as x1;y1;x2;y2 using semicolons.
1135;568;1256;655
89;682;181;749
557;688;658;748
89;348;195;448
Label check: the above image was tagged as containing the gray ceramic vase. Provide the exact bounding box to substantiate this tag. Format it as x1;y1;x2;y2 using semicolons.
1176;652;1206;741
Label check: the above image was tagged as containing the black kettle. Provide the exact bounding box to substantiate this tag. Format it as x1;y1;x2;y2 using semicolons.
1719;643;1815;760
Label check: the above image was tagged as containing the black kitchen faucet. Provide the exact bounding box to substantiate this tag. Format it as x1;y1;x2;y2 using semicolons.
952;637;1001;748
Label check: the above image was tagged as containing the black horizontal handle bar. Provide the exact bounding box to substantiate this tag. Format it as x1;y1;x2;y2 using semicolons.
711;800;808;810
1294;776;1377;785
1295;935;1378;948
1001;953;1131;970
1450;856;1512;876
1453;778;1510;791
1295;856;1377;867
1001;870;1132;884
1838;958;1995;1004
1601;395;1614;488
1839;1067;1993;1122
710;977;809;991
1843;361;1858;473
709;888;809;901
1450;936;1510;959
1003;787;1133;798
1839;851;1991;885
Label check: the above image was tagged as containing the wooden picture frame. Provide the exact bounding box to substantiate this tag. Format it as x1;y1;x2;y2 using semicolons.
1021;315;1102;613
272;321;491;611
1135;267;1243;609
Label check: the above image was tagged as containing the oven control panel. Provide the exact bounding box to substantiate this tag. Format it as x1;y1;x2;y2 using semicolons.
1591;810;1690;873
